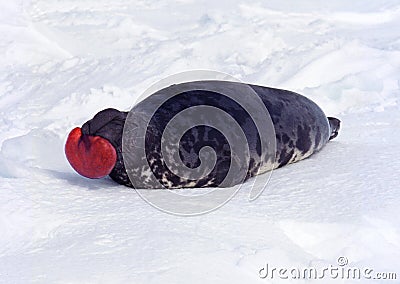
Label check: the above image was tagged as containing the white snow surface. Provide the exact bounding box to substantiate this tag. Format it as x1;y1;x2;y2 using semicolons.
1;0;400;283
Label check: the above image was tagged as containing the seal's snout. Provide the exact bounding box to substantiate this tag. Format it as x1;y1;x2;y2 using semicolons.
65;127;117;179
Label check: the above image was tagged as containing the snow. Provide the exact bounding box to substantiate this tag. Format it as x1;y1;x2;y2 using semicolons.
1;0;400;283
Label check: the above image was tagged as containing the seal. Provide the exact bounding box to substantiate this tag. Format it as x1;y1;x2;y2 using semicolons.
65;81;340;188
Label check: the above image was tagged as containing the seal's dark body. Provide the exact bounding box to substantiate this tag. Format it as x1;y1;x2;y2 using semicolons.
81;81;339;188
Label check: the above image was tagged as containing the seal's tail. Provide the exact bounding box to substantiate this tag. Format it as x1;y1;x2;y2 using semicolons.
328;117;341;140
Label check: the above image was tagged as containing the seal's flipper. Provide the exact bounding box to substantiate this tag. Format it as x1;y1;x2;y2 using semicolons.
328;117;341;140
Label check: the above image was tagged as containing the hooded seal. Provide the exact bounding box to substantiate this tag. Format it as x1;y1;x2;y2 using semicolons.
65;81;340;188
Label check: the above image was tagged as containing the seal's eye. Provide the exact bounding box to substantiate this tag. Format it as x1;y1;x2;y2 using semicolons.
65;127;117;179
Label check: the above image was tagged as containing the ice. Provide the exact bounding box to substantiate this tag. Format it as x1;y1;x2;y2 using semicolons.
0;0;399;283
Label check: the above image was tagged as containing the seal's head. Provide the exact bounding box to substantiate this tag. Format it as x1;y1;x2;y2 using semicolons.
65;127;117;179
65;108;127;181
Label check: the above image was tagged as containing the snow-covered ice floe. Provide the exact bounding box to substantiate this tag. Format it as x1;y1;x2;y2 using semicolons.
0;0;399;283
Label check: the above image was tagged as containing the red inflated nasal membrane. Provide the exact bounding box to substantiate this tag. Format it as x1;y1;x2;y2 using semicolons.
65;127;117;179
